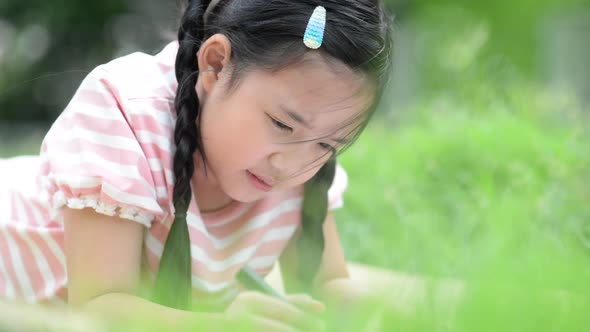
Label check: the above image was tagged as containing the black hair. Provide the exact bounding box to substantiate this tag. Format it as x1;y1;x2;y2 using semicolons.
154;0;394;309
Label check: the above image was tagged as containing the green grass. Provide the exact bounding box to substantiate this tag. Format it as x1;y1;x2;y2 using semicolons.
332;85;590;330
337;108;590;277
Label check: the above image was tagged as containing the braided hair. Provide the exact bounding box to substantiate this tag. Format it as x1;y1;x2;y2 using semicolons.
152;0;213;309
153;0;394;309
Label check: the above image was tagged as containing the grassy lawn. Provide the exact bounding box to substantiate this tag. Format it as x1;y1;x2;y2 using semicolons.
332;86;590;329
338;108;590;277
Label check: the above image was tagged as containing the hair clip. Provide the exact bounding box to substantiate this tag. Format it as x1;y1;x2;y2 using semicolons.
303;6;326;49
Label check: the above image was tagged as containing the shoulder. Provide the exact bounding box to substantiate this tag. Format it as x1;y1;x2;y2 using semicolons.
50;42;180;161
57;42;179;133
90;41;179;102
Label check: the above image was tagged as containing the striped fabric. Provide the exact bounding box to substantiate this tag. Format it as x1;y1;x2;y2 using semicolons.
0;42;348;307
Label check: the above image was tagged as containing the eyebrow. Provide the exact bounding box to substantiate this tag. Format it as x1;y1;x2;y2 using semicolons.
278;104;353;145
279;105;313;129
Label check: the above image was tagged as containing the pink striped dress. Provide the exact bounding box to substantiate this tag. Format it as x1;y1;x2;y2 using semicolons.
0;42;348;308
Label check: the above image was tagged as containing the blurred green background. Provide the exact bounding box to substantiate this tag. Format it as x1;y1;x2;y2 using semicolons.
1;0;590;330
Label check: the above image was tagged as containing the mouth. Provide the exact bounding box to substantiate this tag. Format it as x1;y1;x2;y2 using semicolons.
246;170;274;192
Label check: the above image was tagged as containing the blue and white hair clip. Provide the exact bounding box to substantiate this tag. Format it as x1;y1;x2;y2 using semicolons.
303;6;327;49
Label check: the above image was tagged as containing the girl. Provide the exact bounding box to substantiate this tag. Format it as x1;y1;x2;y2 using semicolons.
0;0;393;330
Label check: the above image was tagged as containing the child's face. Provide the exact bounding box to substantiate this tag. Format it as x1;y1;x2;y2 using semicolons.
196;54;372;203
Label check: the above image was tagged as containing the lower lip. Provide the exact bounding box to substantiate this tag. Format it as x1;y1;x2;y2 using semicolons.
247;171;272;192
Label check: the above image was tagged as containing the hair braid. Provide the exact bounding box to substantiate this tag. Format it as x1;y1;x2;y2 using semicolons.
152;0;214;310
296;158;337;291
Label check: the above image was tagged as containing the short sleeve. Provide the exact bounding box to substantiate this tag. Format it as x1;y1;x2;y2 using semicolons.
328;163;348;210
38;67;165;227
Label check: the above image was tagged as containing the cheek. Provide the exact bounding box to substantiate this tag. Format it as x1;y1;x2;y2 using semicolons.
201;108;270;165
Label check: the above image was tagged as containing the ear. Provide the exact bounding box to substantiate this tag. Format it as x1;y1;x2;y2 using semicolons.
197;33;232;94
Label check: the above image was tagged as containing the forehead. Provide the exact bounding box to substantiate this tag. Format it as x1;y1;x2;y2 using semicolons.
245;53;373;131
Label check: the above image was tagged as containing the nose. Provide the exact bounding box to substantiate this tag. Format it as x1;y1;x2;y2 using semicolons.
268;144;322;179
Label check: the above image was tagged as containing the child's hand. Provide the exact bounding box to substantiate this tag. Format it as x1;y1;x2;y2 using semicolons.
224;291;325;332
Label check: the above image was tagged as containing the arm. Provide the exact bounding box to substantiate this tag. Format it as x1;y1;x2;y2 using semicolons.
279;212;351;299
279;211;464;330
280;212;382;330
66;208;329;332
63;208;223;330
280;211;412;304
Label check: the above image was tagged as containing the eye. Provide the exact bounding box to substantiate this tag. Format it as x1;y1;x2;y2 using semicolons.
269;116;293;133
319;142;336;153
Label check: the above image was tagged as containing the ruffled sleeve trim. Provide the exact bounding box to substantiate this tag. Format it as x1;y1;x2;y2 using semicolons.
52;191;154;227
